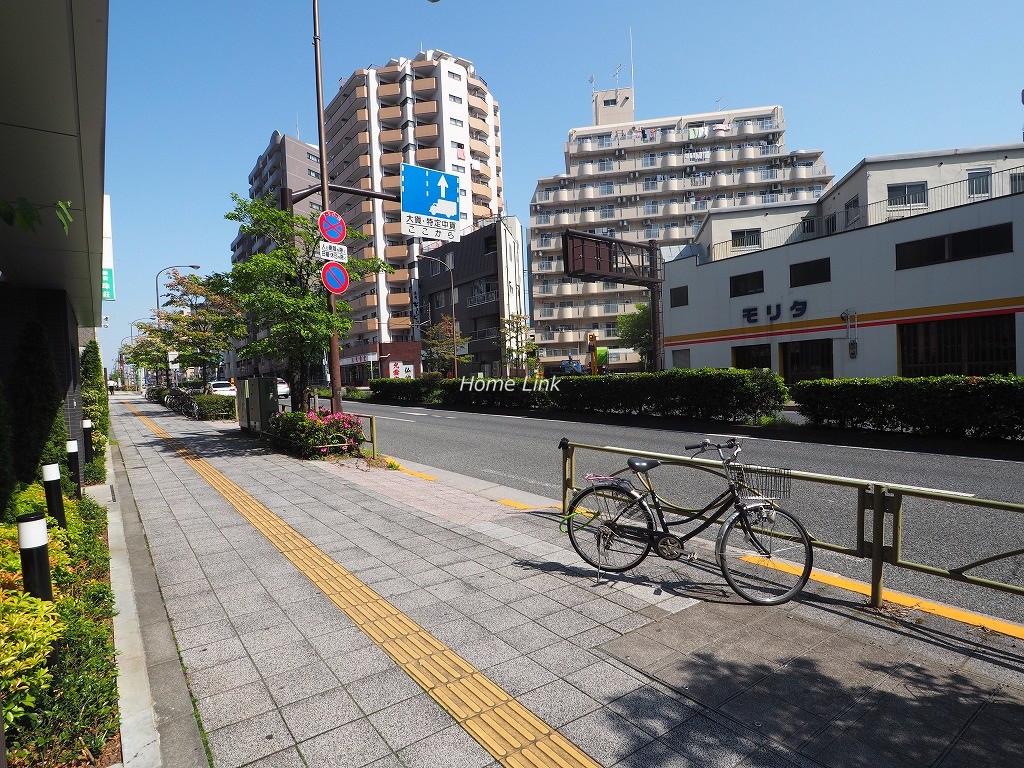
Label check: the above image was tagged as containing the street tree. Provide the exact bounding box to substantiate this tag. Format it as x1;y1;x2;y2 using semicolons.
497;314;538;377
122;334;169;384
421;315;471;376
224;194;386;409
617;301;654;371
160;271;245;383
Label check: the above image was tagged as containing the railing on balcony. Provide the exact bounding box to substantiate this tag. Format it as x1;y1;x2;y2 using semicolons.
708;164;1024;262
470;327;499;340
466;290;497;308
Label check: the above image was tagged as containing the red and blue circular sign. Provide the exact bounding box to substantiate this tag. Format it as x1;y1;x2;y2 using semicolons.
321;261;350;295
318;210;347;243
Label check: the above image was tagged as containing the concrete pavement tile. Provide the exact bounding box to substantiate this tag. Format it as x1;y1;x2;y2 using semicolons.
159;576;219;600
223;591;285;619
457;635;522;670
206;709;295;768
558;707;656;767
565;658;647;703
449;590;503;616
237;746;307;768
230;605;291;634
326;642;400;684
425;577;476;602
607;685;699;738
517;679;603;728
657;713;763;767
429;616;494;646
407;567;457;588
266;659;341;707
720;686;829;745
387;586;443;614
185;656;262;699
499;620;562;654
396;722;495;768
249;638;320;677
483;655;558;697
196;679;276;732
508;593;565;619
610;737;688;768
179;635;247;673
279;686;364;742
346;664;426;714
368;575;418;598
601;630;677;670
169;616;238;652
306;623;374;656
529;639;602;676
239;619;308;655
297;717;391;768
367;692;458;751
472;605;533;633
404;599;464;629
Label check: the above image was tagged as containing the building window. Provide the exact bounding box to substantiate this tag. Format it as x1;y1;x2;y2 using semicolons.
887;182;927;207
825;213;837;235
307;152;319;163
308;168;321;179
1011;173;1024;194
642;153;657;167
596;135;613;148
671;349;691;369
899;314;1015;377
780;339;834;386
644;201;659;215
536;213;551;225
800;218;816;235
539;233;553;247
449;117;464;127
844;195;861;228
669;286;688;307
599;204;615;219
895;223;1012;270
598;158;614;172
730;271;764;297
968;168;991;198
448;71;462;81
599;181;615;194
449;94;463;104
731;229;761;249
790;257;831;287
603;97;616;107
643;225;659;239
733;344;771;369
451;164;465;173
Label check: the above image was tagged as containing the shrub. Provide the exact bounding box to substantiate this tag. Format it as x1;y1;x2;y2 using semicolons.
265;409;366;459
0;590;65;733
9;321;64;485
195;393;236;420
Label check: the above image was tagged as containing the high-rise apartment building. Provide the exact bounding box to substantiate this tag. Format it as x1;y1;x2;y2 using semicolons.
323;49;504;383
529;87;833;370
228;131;322;380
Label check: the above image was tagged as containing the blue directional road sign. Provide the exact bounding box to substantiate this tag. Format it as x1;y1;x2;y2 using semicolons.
400;163;461;242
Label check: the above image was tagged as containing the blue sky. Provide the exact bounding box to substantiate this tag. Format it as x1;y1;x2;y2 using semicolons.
98;0;1024;367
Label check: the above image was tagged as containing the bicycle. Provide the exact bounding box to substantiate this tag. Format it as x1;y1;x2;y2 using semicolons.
560;437;813;605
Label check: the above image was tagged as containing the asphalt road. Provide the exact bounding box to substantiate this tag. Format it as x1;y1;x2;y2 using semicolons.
322;398;1024;624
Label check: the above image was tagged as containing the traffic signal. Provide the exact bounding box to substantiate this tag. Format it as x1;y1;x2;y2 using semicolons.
587;333;596;354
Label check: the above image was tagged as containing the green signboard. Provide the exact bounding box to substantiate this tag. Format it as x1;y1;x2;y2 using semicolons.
101;267;115;301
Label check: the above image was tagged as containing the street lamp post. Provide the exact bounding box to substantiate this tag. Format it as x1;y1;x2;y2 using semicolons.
154;264;200;386
417;254;457;377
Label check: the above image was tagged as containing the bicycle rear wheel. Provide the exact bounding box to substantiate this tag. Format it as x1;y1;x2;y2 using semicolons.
565;484;653;572
717;506;812;605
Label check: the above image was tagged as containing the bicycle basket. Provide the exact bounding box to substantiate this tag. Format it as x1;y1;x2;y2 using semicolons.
727;464;791;500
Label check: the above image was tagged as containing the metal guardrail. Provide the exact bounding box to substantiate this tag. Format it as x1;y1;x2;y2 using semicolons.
276;394;378;459
559;439;1024;606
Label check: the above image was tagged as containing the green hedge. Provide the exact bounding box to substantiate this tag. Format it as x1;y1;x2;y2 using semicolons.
371;368;788;422
791;375;1024;440
194;393;236;421
264;410;366;459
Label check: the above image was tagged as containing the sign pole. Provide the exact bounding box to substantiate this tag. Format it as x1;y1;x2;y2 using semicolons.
313;0;343;413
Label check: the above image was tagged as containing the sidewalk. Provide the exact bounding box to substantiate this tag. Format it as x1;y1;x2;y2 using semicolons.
104;393;1024;768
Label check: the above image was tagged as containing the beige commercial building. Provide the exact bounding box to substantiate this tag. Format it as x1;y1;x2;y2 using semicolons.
323;49;505;380
529;87;833;370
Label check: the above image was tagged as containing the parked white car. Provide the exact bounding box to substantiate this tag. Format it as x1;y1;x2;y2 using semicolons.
207;380;236;397
276;378;290;398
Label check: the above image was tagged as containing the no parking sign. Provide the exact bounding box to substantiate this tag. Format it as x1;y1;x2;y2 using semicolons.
321;261;350;295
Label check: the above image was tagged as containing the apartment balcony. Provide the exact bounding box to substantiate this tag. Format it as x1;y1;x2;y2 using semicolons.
379;128;403;146
415;147;441;166
382;199;401;214
711;147;733;164
348;293;377;311
711;173;733;189
330;85;368;122
381;174;401;191
381;151;403;168
469;137;489;158
579;186;596;200
412;77;438;94
661;154;683;169
351;318;379;334
469;116;488;134
384;244;409;261
387;268;410;284
387;293;412;309
579;209;597;224
473;203;492;218
377;82;402;102
388;317;412;331
352;200;374;217
413;100;437;117
467;93;488;113
376;63;403;81
411;58;437;74
379;220;402;237
472;162;492;181
378;104;402;122
574;163;596;177
415;123;440;143
334;132;371;164
471;180;491;199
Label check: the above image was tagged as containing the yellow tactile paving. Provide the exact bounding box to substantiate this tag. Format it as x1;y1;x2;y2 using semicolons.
126;405;602;768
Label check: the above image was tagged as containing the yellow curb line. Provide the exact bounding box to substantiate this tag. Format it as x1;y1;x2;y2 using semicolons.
125;404;599;768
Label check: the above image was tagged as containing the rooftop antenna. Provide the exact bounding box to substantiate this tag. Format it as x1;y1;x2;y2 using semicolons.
715;96;726;111
296;112;300;141
589;74;596;93
629;27;635;112
612;64;624;93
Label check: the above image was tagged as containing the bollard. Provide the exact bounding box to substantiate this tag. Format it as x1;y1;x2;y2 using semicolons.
82;418;94;464
41;463;67;528
66;440;82;499
17;512;53;602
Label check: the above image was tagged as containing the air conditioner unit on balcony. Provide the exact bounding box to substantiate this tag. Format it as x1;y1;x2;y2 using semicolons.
616;196;626;203
619;220;630;228
770;183;782;192
643;218;653;226
628;170;639;179
614;148;626;158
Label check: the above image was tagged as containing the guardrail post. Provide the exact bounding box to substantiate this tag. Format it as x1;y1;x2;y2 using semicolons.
869;483;886;607
369;414;377;459
558;437;574;514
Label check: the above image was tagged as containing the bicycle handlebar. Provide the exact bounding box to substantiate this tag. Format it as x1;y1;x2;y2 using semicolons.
686;437;742;462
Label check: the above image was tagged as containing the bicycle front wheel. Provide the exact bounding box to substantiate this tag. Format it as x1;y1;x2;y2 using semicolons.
717;506;812;605
565;484;653;573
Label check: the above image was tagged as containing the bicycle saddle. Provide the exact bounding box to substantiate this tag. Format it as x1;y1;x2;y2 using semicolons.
627;457;662;473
